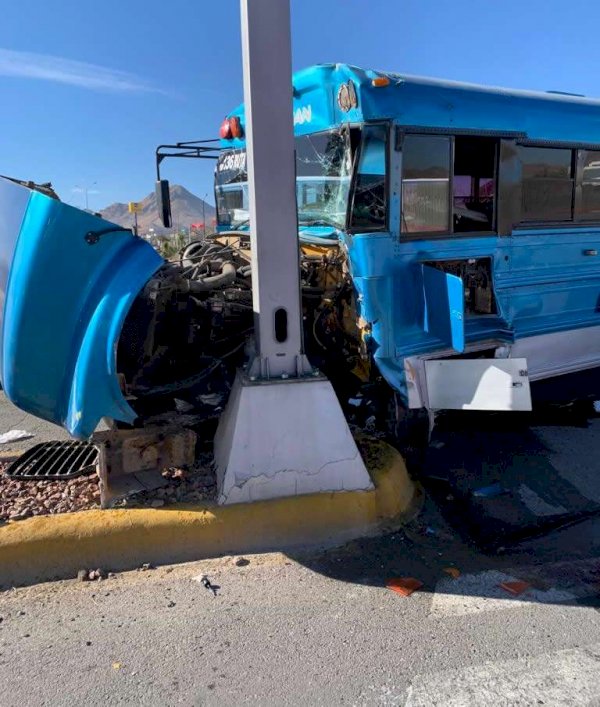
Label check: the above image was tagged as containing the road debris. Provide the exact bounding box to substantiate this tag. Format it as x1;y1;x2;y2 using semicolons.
77;568;107;582
194;574;219;596
0;430;34;445
386;577;424;597
139;563;154;571
499;580;531;596
234;556;250;567
443;567;461;579
472;482;509;498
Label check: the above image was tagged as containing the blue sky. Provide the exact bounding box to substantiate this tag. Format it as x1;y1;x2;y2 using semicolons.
0;0;596;209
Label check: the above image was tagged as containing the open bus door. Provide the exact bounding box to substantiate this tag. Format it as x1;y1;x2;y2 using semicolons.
421;264;465;352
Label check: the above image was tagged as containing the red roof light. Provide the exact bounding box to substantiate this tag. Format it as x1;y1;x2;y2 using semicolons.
219;116;243;140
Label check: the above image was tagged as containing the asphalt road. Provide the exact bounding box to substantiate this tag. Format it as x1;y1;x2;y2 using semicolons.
0;404;599;705
0;394;68;455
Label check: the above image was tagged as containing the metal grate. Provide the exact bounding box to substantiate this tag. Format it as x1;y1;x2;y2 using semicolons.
5;440;98;480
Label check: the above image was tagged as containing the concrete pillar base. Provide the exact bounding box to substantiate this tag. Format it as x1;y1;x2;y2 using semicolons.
214;371;373;505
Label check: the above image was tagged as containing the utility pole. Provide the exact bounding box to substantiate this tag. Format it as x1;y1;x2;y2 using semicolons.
214;0;371;505
202;194;207;239
128;201;141;237
75;181;97;211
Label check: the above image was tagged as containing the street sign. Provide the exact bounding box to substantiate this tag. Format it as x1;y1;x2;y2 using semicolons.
128;202;141;213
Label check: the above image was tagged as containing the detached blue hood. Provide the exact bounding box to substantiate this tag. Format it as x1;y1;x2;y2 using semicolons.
0;177;163;438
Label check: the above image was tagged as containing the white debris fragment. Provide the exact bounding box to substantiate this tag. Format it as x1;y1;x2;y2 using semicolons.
174;399;195;413
518;484;567;517
0;430;34;445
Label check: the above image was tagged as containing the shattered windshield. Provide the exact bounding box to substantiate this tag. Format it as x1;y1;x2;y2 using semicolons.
215;129;352;231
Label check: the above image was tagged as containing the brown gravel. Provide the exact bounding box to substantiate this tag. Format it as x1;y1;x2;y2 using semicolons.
0;463;101;522
0;452;218;524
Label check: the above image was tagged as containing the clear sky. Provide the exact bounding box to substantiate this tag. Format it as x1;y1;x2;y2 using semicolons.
0;0;597;210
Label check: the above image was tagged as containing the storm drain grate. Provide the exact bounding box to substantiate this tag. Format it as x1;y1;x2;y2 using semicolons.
5;440;98;480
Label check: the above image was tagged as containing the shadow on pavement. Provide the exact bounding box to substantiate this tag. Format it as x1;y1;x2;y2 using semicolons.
288;399;600;610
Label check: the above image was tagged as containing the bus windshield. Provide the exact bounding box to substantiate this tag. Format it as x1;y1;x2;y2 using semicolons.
215;128;352;231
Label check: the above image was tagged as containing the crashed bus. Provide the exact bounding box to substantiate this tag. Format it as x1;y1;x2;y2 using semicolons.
0;64;599;495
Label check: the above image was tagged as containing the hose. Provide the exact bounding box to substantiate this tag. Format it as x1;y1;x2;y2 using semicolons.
181;242;221;268
187;262;237;292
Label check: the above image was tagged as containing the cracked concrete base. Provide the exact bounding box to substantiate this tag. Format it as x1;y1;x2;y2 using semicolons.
214;372;373;505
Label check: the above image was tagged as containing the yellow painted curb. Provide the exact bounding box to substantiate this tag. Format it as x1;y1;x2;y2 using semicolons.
0;441;417;587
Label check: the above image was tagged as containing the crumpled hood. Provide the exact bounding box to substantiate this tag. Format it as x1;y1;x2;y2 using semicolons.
0;177;163;438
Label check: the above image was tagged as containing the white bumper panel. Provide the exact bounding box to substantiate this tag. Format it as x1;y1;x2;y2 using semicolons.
509;326;600;381
424;358;532;411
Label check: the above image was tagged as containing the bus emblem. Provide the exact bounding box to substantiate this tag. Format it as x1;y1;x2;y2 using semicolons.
337;80;358;112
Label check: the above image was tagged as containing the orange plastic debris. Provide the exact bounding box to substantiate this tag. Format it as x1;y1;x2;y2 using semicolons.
499;580;531;596
386;577;423;596
443;567;461;579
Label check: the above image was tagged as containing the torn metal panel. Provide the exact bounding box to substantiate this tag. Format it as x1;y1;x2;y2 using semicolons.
93;426;197;508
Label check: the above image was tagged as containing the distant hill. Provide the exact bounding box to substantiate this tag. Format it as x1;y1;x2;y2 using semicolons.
100;184;216;236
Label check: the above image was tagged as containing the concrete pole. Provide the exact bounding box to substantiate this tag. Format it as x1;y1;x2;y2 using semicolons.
213;0;371;504
240;0;307;379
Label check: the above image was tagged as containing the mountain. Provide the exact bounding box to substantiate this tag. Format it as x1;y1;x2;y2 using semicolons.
100;184;216;236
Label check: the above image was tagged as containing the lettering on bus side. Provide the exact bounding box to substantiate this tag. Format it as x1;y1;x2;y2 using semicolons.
293;105;312;126
217;151;247;173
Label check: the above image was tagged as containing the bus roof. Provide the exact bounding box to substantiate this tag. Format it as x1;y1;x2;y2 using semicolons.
223;63;600;149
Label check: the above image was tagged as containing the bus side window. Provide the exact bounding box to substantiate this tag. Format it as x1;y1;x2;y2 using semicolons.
401;135;451;235
350;124;387;230
453;136;497;233
577;150;600;221
519;146;574;222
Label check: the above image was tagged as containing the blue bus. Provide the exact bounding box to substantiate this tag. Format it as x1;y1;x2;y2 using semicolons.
0;64;599;443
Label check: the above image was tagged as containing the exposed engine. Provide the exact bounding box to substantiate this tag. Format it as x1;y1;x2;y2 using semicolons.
116;235;372;427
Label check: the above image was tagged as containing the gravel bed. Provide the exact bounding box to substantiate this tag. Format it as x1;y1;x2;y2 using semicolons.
0;453;218;523
0;464;101;522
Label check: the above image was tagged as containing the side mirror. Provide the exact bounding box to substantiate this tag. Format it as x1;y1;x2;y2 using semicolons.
155;180;172;228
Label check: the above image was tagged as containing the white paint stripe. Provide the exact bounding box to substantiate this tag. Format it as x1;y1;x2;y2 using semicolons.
429;569;575;618
403;643;600;706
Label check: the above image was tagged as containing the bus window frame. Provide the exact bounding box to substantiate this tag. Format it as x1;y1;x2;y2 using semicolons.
513;139;600;232
396;127;523;241
345;121;391;235
574;148;600;222
399;133;454;239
